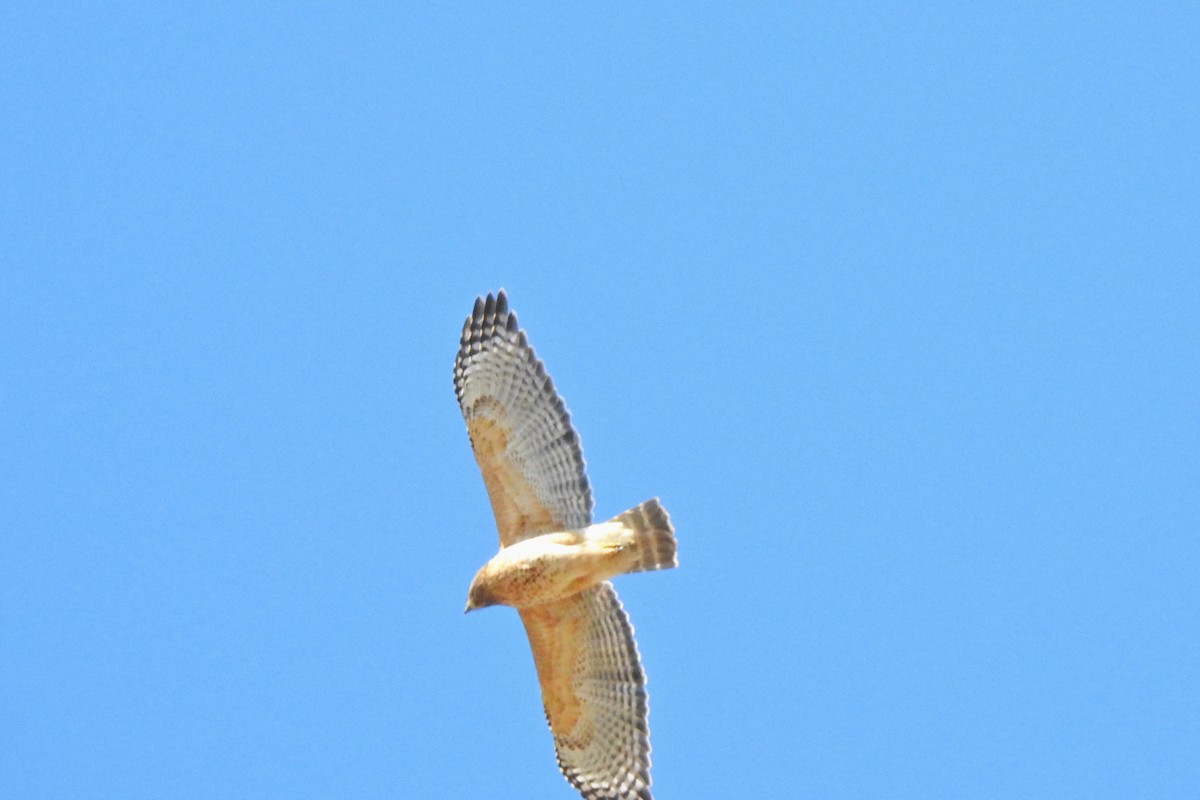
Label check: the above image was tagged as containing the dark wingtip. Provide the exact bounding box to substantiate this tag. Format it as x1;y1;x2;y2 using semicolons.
495;289;508;314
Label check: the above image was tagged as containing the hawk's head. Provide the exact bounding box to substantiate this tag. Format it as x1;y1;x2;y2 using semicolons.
464;572;499;614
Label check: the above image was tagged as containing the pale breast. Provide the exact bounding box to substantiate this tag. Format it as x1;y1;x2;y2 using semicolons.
483;531;618;608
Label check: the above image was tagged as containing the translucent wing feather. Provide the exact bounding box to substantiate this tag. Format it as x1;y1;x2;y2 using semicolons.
454;290;593;545
520;584;653;800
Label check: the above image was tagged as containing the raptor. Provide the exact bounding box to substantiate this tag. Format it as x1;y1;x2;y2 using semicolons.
455;290;677;800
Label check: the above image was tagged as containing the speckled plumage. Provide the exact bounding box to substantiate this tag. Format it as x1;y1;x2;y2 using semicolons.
455;291;676;800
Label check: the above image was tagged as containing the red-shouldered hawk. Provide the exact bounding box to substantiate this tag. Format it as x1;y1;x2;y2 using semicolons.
455;290;677;800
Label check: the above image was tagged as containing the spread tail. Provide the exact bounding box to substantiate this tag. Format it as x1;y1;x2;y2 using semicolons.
606;498;677;574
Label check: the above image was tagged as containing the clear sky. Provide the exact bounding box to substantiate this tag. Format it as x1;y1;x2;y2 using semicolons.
2;4;1197;798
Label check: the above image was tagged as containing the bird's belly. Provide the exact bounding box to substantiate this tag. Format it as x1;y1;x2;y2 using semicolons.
487;539;619;608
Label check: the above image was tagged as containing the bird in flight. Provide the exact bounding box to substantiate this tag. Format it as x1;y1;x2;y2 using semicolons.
454;290;677;800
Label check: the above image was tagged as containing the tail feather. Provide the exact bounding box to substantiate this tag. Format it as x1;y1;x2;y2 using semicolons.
606;498;677;574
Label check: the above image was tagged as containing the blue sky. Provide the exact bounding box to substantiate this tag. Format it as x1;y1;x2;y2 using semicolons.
2;3;1197;798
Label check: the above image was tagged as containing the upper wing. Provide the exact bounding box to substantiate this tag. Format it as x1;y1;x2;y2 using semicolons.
454;290;593;546
519;584;653;800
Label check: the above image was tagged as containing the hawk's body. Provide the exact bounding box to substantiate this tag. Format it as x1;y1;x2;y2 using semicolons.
455;291;676;800
467;504;676;610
